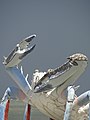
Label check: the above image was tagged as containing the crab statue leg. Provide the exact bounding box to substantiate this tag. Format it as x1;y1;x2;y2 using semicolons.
64;86;90;120
64;86;75;120
73;90;90;119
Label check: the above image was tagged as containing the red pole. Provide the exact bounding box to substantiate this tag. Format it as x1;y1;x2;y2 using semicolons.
26;104;31;120
4;100;10;120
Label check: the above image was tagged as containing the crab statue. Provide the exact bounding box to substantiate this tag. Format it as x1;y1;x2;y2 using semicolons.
0;34;89;120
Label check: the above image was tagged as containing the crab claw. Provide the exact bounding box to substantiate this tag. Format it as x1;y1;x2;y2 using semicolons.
3;34;36;68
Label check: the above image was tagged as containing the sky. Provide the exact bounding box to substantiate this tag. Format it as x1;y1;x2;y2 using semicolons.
0;0;90;97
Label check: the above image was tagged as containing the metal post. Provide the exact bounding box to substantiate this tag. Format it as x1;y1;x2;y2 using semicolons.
64;86;75;120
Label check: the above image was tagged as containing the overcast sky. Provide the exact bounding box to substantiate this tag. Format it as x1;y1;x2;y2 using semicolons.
0;0;90;97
